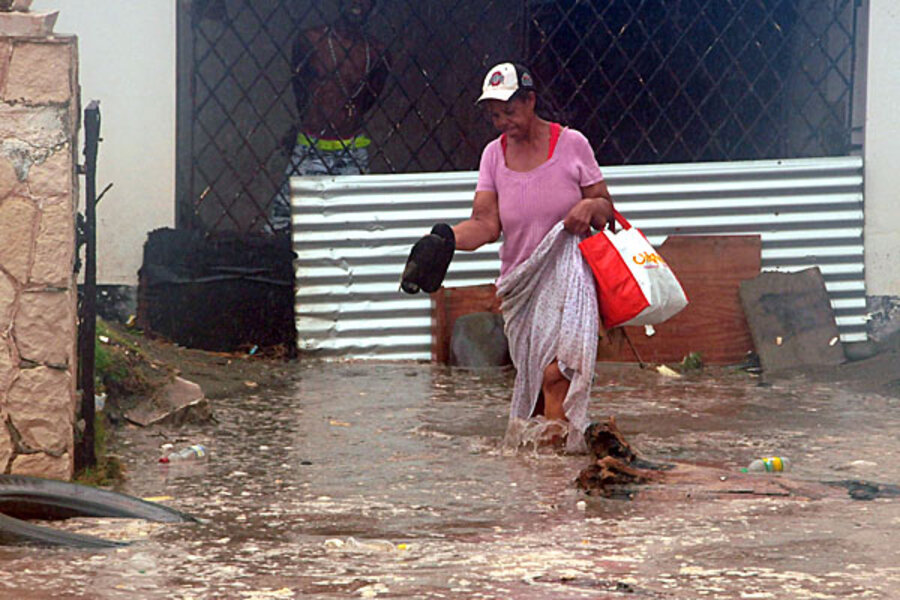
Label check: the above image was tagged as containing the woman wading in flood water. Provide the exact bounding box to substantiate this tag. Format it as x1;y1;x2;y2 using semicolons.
402;62;614;452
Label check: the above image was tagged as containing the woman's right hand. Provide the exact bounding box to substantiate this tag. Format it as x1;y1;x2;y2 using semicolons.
564;197;612;235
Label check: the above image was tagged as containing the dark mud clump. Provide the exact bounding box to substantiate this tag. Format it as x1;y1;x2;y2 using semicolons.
575;417;670;497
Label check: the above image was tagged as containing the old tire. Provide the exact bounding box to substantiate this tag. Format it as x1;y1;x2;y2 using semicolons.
0;512;126;548
0;474;197;522
0;474;197;547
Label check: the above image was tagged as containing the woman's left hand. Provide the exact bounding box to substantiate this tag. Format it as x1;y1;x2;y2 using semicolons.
564;197;612;235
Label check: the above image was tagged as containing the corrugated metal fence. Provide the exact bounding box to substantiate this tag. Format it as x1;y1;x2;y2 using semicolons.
292;156;865;360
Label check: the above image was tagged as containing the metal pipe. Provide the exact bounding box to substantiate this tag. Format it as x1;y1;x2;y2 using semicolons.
77;100;101;471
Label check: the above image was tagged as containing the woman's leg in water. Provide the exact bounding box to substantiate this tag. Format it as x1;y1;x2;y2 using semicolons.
541;360;569;421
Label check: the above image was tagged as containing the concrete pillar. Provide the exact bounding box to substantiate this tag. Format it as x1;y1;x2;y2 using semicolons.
0;33;79;479
864;0;900;340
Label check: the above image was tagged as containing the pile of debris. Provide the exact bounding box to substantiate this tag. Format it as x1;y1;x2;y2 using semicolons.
576;417;900;503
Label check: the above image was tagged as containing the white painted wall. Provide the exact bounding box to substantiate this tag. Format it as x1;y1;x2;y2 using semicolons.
864;0;900;296
32;0;176;285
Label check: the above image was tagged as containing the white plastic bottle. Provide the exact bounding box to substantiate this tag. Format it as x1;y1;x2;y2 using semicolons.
159;444;208;464
745;456;790;473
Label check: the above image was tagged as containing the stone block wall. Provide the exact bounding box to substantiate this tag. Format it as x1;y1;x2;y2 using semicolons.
0;35;79;480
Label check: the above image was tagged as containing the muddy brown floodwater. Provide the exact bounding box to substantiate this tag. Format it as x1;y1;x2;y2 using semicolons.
2;361;900;599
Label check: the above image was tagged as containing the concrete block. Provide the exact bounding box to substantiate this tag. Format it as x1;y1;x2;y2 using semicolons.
0;105;69;180
14;289;74;367
0;415;13;474
6;366;73;456
0;335;13;398
4;37;69;104
449;312;511;368
0;11;58;38
124;376;212;427
0;39;10;97
843;340;879;362
431;284;501;364
26;143;73;201
0;103;68;143
0;155;18;198
10;451;71;481
0;271;15;330
30;196;74;286
0;195;37;283
739;267;845;373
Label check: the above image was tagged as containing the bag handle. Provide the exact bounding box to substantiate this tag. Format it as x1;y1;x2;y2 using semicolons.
606;208;631;233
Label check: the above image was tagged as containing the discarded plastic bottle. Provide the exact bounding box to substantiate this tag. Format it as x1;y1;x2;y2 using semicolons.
159;444;208;464
744;456;790;473
344;537;397;552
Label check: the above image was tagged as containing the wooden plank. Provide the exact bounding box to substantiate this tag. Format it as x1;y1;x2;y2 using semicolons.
599;235;762;365
432;236;760;366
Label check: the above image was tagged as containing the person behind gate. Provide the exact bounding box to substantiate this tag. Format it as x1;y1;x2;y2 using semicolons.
269;0;390;233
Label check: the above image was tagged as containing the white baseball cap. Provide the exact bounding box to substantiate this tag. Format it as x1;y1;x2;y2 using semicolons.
476;62;535;103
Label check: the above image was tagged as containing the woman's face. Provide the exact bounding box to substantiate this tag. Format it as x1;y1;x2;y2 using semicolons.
483;94;536;139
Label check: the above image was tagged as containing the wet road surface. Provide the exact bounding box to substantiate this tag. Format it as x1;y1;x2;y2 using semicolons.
2;362;900;599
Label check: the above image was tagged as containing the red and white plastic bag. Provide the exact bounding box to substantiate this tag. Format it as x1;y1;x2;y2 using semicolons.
578;209;688;329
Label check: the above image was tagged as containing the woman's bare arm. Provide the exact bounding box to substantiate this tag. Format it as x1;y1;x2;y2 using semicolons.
452;190;501;250
563;180;614;235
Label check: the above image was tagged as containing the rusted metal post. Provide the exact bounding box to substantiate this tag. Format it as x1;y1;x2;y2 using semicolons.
77;100;101;471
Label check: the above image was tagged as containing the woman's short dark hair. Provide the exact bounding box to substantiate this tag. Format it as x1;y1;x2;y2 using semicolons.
509;87;537;104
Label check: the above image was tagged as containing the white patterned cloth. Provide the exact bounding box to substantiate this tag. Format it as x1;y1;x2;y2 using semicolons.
496;222;599;453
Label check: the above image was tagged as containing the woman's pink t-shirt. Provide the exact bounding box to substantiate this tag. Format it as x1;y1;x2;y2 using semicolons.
475;127;604;281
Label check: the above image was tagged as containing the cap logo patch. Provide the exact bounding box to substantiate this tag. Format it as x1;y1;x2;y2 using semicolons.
489;71;504;86
521;72;533;87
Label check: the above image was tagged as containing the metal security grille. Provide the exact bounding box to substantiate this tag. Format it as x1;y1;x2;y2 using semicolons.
177;0;862;235
527;0;861;165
